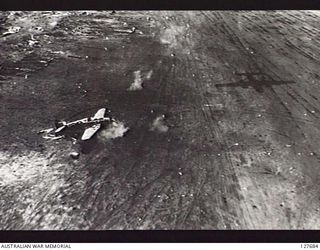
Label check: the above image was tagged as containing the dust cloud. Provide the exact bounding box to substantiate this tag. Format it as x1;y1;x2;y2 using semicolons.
127;70;143;91
150;115;169;133
127;69;153;91
98;121;129;140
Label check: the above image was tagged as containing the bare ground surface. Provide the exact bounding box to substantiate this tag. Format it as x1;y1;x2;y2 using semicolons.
1;11;320;229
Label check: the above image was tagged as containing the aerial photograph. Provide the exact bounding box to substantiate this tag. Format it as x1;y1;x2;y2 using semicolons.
1;10;320;229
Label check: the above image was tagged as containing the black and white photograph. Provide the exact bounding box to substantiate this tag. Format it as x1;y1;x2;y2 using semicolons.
1;10;320;231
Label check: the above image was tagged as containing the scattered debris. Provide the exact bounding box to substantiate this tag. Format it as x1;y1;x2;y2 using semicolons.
28;34;40;47
114;27;136;34
136;29;144;35
113;26;143;35
70;151;80;159
2;26;21;36
50;50;82;59
76;82;88;95
51;51;66;55
28;39;39;47
127;70;143;91
71;137;77;144
38;128;54;134
150;115;169;133
42;134;65;141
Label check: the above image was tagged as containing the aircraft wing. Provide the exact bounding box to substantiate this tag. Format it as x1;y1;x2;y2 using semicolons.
81;124;101;140
92;108;106;119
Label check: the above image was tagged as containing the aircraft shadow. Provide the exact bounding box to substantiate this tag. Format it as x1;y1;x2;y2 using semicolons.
215;72;295;93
